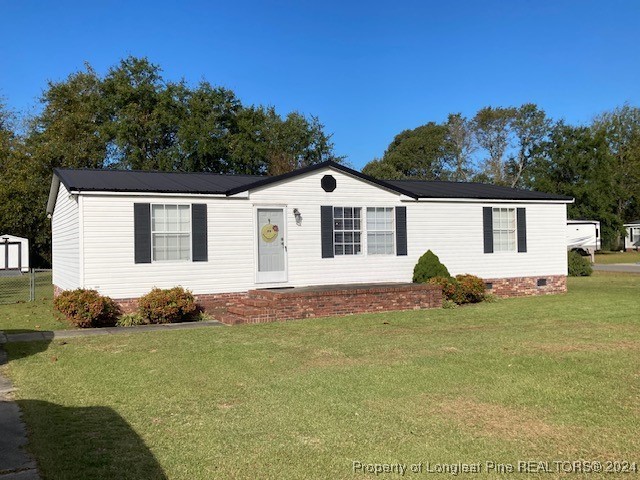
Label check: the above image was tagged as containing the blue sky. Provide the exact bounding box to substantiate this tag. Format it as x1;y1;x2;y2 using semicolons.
1;0;639;169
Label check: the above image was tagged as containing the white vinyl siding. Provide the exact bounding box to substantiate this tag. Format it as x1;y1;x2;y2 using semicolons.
74;167;569;299
492;207;516;252
333;207;362;255
367;207;394;255
51;183;81;289
151;204;191;261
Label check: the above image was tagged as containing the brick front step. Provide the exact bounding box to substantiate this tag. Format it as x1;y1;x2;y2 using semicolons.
242;298;271;308
219;314;246;325
214;283;443;325
227;305;273;317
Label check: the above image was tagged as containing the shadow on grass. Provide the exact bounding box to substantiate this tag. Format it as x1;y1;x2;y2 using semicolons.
16;400;168;480
0;332;52;363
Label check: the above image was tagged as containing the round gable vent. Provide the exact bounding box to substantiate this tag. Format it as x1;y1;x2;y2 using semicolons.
321;175;337;192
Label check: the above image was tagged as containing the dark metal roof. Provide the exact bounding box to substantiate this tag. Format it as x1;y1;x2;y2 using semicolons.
54;168;261;195
53;161;573;201
625;220;640;225
387;179;573;201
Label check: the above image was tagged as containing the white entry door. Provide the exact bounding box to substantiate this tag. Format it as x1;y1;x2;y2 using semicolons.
256;208;287;283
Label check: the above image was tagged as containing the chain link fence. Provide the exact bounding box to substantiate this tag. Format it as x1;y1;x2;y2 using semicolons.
0;269;53;305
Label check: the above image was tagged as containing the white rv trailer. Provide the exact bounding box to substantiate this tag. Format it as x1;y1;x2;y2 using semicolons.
566;220;600;262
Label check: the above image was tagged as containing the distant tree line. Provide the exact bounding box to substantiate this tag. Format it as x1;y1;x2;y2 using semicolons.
0;57;342;266
363;104;640;248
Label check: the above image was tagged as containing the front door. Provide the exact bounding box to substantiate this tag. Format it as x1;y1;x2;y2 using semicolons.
256;208;287;283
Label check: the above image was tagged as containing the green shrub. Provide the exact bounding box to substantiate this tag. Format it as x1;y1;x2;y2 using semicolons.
137;286;198;324
116;313;147;327
454;274;486;304
441;299;459;309
568;250;593;276
413;250;451;283
53;289;120;328
483;293;498;303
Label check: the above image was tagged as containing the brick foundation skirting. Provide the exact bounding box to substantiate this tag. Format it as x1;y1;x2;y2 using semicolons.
483;275;567;298
53;274;565;325
116;292;248;314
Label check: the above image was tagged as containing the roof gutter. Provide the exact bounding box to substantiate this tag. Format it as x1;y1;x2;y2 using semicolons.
67;190;233;199
415;197;575;204
46;175;60;216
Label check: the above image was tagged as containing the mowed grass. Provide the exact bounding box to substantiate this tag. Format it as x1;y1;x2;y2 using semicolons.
595;250;640;264
3;273;640;479
0;272;69;332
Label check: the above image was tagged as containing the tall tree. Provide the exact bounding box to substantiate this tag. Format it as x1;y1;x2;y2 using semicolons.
28;64;108;170
177;82;241;173
444;113;476;181
592;105;640;225
528;122;620;248
362;122;451;180
101;56;181;170
0;101;52;265
266;112;339;175
472;106;517;185
508;104;551;188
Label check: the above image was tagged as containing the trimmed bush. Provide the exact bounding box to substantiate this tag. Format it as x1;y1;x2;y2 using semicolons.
137;287;198;324
429;274;487;305
568;250;593;276
53;289;120;328
116;313;147;327
455;274;486;304
413;250;451;283
428;276;459;301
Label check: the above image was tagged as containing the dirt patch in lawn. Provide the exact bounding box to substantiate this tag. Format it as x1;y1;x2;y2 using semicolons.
523;340;640;354
432;397;567;443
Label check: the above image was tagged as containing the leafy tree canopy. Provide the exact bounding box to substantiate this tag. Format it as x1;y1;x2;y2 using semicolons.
1;56;343;266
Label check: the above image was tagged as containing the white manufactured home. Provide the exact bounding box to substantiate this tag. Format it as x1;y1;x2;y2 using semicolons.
624;221;640;251
46;161;573;305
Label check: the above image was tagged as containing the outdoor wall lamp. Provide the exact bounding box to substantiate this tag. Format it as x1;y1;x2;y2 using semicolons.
293;208;302;226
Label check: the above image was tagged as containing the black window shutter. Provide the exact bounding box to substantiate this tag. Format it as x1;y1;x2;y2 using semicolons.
483;207;494;254
134;203;152;264
395;206;408;256
321;206;334;258
192;204;208;262
517;207;527;253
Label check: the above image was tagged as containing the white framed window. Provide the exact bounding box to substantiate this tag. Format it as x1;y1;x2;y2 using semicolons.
333;207;362;255
632;227;640;243
367;207;395;254
151;204;191;261
492;207;516;252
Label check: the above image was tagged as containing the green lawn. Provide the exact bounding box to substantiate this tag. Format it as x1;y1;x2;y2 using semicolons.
595;250;640;264
0;270;53;305
0;271;70;332
3;273;640;479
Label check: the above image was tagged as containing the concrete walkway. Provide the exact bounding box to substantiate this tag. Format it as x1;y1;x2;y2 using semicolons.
0;319;225;344
593;263;640;273
0;350;40;480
